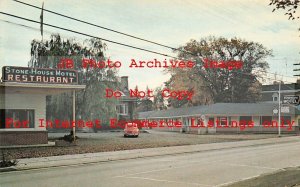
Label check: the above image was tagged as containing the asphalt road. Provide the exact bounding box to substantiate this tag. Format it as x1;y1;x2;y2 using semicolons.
1;139;300;187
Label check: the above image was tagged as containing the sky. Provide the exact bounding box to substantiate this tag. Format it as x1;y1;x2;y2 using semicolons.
0;0;300;90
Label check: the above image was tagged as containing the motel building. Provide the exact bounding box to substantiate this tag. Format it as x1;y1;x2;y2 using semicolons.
138;103;300;134
0;66;85;146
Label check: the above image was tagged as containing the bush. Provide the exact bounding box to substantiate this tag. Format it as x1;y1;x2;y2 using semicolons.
0;150;18;168
58;130;79;143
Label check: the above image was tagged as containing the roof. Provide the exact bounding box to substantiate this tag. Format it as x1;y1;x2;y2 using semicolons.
0;82;85;94
138;105;210;119
138;103;300;119
120;90;137;101
262;83;300;92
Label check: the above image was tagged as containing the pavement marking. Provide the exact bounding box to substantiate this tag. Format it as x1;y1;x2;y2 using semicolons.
3;139;300;182
113;157;226;178
118;176;213;187
224;163;279;170
113;141;300;187
113;143;297;178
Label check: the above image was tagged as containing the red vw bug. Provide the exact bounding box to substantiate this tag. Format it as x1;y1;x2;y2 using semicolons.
124;122;139;137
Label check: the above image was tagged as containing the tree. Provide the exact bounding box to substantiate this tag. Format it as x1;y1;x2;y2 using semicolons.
269;0;300;34
269;0;300;20
152;87;167;110
135;86;154;112
29;34;119;125
166;36;272;106
136;99;153;112
165;68;213;108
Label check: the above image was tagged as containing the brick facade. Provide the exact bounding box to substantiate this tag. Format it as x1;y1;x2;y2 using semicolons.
0;131;48;146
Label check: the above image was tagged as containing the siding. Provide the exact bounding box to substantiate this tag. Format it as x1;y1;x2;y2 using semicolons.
1;93;46;130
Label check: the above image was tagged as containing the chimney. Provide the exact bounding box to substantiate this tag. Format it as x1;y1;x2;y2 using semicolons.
120;76;129;91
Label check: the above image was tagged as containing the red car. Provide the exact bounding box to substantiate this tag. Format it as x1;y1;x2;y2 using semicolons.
124;122;139;137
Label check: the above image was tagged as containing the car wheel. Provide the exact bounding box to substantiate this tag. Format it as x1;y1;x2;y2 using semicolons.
124;134;127;137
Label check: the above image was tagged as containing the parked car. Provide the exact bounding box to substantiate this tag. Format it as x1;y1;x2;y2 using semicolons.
124;122;139;137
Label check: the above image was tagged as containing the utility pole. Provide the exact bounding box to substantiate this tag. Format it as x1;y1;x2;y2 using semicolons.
231;85;234;102
40;2;44;42
278;81;281;137
72;90;76;141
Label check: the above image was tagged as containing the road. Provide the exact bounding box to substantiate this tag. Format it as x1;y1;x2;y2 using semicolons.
1;139;300;187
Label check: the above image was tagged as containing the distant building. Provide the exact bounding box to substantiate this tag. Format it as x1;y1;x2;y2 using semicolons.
116;76;137;121
261;82;300;103
138;102;300;134
137;81;300;134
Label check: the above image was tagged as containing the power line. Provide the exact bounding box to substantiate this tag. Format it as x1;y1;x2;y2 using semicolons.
0;19;52;34
0;11;177;58
12;0;300;79
12;0;194;55
261;71;295;79
16;0;298;64
8;2;299;79
0;12;297;84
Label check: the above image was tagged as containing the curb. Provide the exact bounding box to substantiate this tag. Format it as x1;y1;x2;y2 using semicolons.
1;136;299;173
0;166;17;172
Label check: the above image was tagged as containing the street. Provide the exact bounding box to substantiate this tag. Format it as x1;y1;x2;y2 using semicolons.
1;138;300;187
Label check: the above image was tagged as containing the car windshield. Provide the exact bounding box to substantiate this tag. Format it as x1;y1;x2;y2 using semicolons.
125;123;137;129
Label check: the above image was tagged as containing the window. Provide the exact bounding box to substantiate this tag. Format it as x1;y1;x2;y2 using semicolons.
208;117;214;127
282;116;292;126
0;109;34;128
269;116;292;127
272;93;278;102
228;117;232;126
260;116;272;125
239;116;252;125
116;104;128;115
217;117;228;126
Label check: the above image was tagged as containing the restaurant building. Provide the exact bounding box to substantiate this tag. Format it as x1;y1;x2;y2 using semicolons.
0;66;85;146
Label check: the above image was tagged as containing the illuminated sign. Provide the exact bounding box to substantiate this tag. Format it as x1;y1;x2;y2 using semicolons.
2;66;78;84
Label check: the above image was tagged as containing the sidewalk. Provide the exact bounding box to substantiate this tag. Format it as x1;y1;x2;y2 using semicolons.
2;136;300;172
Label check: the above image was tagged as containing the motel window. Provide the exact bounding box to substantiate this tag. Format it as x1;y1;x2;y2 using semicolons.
217;117;228;126
208;117;214;127
282;116;292;126
116;104;128;115
273;116;292;126
260;116;272;126
0;109;34;128
197;117;204;126
228;117;232;125
239;116;252;124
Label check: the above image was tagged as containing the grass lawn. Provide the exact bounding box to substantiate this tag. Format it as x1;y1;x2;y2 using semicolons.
225;166;300;187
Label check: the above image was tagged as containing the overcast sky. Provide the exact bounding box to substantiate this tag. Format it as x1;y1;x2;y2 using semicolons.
1;0;300;90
